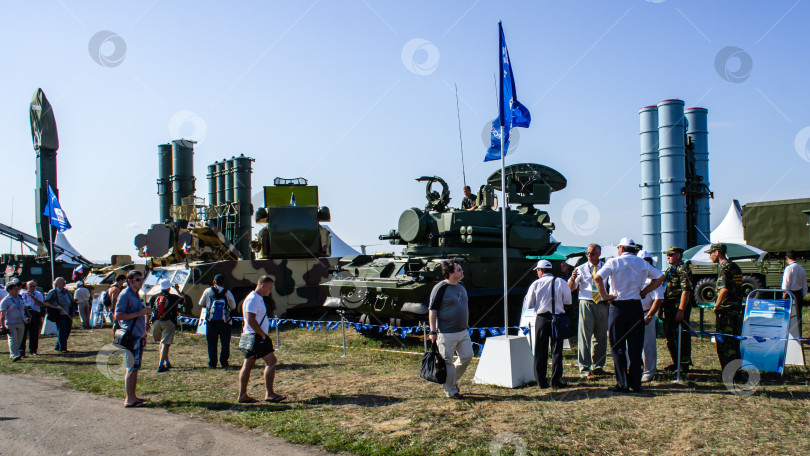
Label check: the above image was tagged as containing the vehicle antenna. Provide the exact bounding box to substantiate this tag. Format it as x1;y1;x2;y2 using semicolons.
455;83;466;188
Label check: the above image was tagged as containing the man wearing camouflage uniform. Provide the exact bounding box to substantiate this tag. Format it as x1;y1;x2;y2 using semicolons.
661;247;694;372
707;243;743;371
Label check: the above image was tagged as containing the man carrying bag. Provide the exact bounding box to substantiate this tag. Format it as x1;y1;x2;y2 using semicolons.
236;276;286;404
428;260;473;399
523;260;572;389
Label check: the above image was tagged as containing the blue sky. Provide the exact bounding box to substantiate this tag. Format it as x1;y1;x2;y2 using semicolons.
1;1;808;262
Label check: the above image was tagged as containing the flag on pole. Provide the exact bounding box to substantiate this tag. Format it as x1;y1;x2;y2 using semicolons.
485;21;531;162
72;264;84;280
42;183;71;232
182;242;190;254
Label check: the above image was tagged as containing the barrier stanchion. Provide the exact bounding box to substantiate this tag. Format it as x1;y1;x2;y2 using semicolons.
275;315;280;348
341;313;347;357
422;323;427;352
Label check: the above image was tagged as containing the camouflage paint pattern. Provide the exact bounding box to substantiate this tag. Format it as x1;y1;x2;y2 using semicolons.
143;257;338;318
714;307;742;371
662;261;694;366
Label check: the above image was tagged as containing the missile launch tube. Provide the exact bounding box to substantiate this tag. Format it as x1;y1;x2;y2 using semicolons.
657;99;687;252
639;106;661;265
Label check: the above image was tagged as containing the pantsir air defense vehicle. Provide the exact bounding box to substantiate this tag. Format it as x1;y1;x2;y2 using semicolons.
136;141;337;317
322;163;566;332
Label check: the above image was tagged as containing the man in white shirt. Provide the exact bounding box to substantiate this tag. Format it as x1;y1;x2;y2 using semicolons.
568;243;608;379
524;260;572;389
782;250;807;336
198;274;237;369
237;275;286;404
74;281;92;329
20;281;44;356
594;238;665;393
638;250;665;382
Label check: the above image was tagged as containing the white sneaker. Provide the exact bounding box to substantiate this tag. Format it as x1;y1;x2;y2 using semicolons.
641;373;655;383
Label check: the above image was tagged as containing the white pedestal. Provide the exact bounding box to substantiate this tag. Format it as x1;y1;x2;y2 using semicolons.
41;317;57;335
473;335;535;388
196;308;208;335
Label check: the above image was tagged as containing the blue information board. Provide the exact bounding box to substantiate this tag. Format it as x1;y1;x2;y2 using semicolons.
740;298;791;374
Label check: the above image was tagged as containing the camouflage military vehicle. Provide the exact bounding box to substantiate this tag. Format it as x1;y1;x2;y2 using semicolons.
322;163;565;331
689;198;810;303
136;180;337;317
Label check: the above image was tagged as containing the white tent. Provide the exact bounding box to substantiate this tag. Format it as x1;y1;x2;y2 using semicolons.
324;225;359;258
710;200;746;245
54;232;85;264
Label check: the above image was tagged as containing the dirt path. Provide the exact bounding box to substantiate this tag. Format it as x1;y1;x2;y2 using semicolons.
0;374;333;456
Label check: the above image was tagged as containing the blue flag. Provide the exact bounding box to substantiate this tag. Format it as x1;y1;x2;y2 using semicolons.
43;183;71;232
485;22;531;162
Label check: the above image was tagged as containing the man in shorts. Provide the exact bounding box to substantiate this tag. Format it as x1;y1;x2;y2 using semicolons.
149;279;185;373
237;275;286;404
114;270;151;408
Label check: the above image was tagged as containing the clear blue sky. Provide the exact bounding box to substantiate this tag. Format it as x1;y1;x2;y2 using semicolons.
1;1;807;262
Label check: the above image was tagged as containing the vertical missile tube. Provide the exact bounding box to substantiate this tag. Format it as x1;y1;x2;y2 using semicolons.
639;106;661;265
157;143;173;223
224;158;235;204
171;139;196;212
657;99;687;252
207;162;218;226
685;107;710;244
232;154;254;259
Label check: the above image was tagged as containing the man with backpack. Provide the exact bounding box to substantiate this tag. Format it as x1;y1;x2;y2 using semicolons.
103;275;126;326
198;274;236;369
149;279;185;373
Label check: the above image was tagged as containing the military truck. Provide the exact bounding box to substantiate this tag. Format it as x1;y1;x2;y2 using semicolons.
321;163;565;331
137;179;337;317
690;198;810;303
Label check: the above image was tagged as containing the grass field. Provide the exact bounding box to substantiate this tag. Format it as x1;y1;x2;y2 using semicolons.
1;312;809;456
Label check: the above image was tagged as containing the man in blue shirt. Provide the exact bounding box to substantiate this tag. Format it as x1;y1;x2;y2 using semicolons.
43;277;74;353
115;270;151;408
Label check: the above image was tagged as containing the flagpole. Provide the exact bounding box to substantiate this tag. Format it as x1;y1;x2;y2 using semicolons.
500;125;508;336
46;180;55;285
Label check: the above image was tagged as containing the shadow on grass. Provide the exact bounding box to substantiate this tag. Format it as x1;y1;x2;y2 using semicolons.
160;399;293;412
276;363;325;371
299;394;402;407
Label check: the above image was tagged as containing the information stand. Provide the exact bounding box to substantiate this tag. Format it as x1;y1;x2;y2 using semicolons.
740;289;803;374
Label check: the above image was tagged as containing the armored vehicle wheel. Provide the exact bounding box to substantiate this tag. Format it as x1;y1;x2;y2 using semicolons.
740;275;763;297
694;277;717;304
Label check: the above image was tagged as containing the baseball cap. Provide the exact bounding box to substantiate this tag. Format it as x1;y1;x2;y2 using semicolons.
637;250;651;259
704;243;727;255
76;280;84;286
160;279;172;290
534;259;552;270
618;237;636;248
665;247;684;256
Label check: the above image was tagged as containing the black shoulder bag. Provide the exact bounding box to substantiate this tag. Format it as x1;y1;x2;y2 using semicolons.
551;278;572;340
420;341;447;384
238;312;268;353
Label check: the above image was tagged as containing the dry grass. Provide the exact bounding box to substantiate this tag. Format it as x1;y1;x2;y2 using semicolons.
1;313;809;456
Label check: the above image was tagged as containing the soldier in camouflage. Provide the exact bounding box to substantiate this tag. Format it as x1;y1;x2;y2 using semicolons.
707;243;744;371
661;247;694;372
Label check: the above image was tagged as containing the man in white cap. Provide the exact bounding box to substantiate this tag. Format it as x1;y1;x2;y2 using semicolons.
593;238;665;392
74;281;92;329
638;250;665;382
524;259;572;389
148;279;185;372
